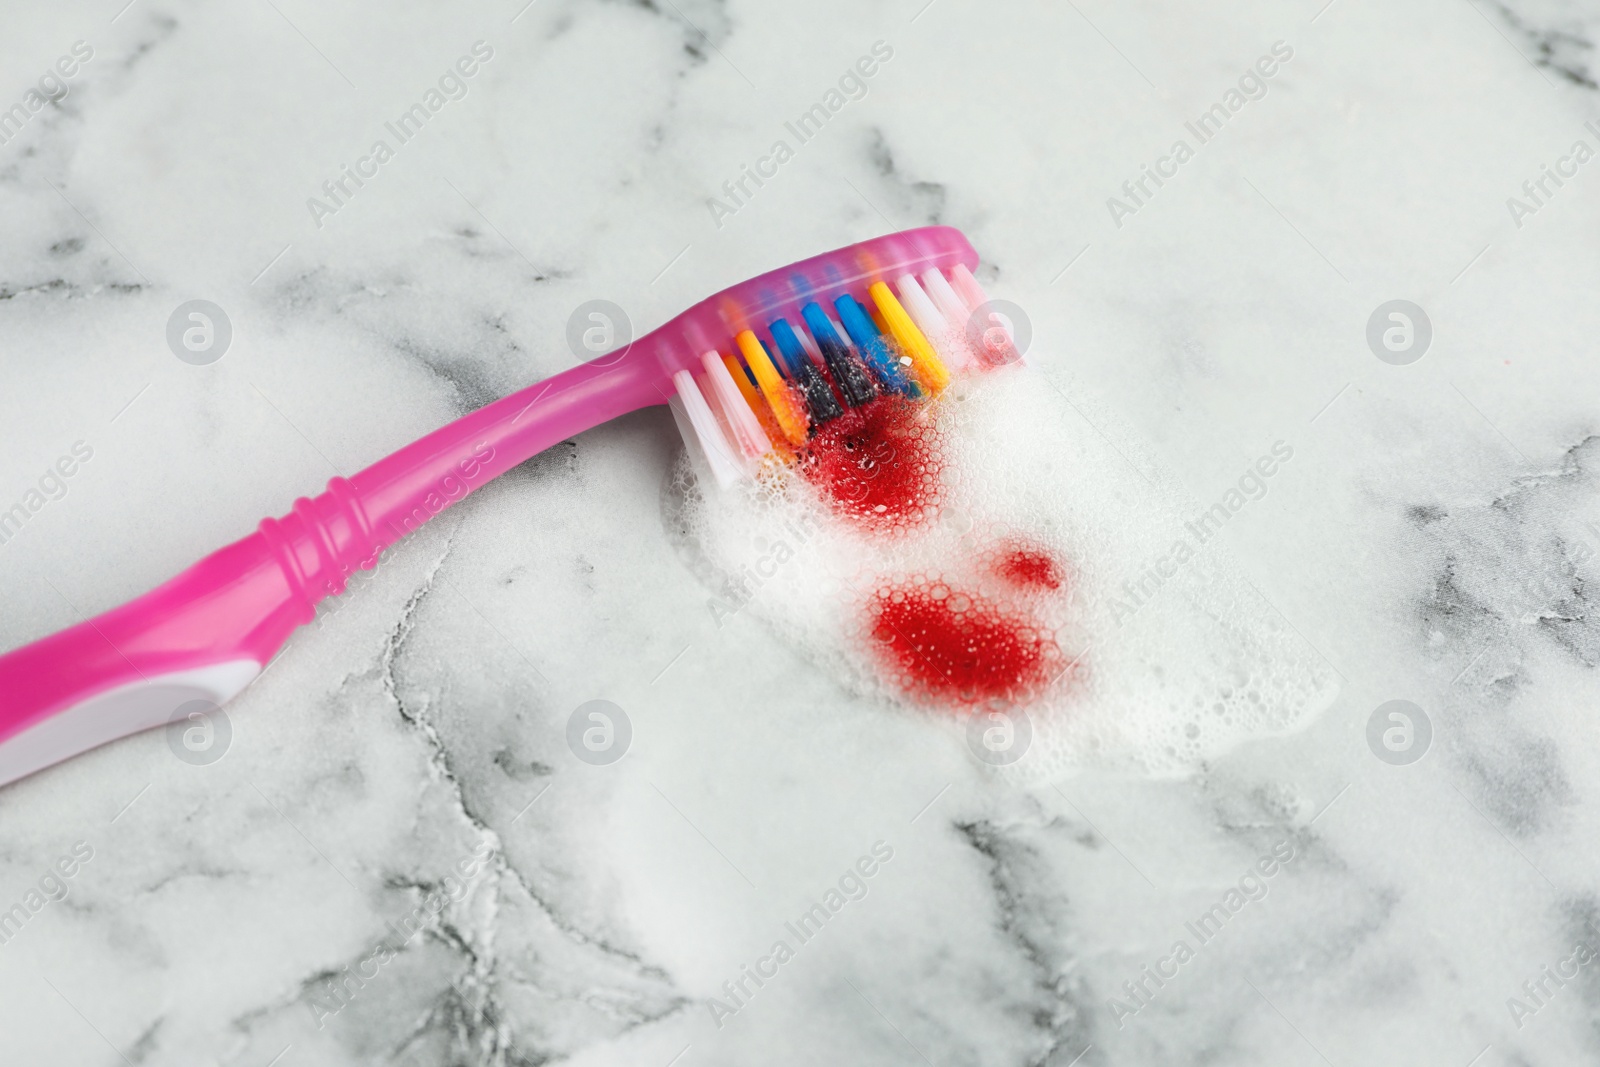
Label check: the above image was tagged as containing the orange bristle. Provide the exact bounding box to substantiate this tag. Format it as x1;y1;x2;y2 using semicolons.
722;352;795;461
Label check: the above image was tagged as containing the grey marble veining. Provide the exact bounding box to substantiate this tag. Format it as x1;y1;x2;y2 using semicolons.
4;0;1600;1064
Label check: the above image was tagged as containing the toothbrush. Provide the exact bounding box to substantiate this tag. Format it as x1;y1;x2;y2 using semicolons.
0;226;1014;787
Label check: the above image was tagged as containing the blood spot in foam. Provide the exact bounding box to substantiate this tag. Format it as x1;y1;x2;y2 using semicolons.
799;395;942;532
993;541;1066;592
867;579;1061;706
796;393;1072;706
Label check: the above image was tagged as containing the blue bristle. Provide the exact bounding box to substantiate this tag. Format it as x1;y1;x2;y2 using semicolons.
800;303;877;408
770;318;843;426
768;319;809;377
834;294;919;397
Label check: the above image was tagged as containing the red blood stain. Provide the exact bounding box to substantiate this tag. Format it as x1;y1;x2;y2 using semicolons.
799;395;942;532
868;580;1060;705
993;541;1066;592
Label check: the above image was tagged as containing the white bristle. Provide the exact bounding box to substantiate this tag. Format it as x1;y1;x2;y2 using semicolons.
667;395;706;469
894;273;947;333
696;370;736;447
698;350;772;461
670;369;744;487
895;273;971;371
949;265;993;318
920;267;970;329
949;264;1022;366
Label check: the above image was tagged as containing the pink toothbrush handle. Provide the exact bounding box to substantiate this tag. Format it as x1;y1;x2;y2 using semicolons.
0;351;665;786
0;225;980;786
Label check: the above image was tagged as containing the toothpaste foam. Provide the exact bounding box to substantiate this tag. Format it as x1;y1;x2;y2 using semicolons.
668;364;1338;780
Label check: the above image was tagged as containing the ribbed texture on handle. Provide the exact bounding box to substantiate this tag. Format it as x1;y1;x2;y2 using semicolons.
258;476;381;619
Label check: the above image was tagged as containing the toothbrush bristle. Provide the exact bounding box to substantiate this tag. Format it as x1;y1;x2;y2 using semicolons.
867;281;950;395
699;350;772;462
920;267;970;336
801;303;877;409
666;243;1010;488
947;264;988;314
793;318;825;369
670;370;743;488
770;318;844;428
895;273;970;374
835;293;919;397
736;329;811;447
723;352;796;463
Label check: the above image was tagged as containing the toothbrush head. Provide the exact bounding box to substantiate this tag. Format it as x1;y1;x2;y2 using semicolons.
639;226;1015;487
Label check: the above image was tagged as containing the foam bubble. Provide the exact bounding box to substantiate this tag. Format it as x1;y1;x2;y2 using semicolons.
668;362;1338;781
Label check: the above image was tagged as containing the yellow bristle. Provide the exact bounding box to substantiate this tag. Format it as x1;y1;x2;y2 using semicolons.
735;330;809;446
868;304;892;338
869;281;950;394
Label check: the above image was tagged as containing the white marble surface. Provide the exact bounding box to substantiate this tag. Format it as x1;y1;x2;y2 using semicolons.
4;0;1600;1063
